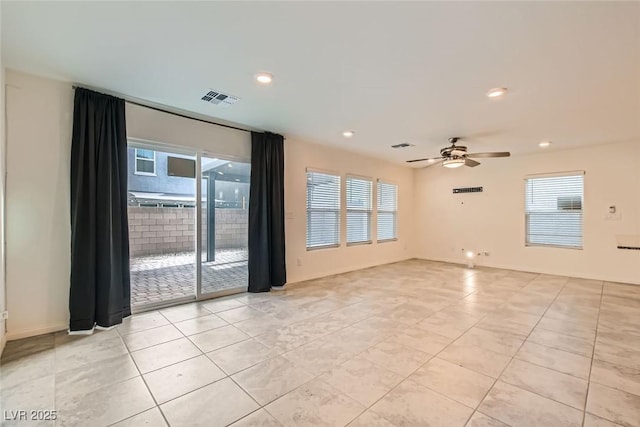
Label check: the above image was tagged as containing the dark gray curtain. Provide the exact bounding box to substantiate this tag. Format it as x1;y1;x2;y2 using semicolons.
248;132;286;292
69;88;130;332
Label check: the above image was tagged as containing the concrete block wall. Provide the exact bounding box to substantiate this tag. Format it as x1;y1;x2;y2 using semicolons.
128;207;247;257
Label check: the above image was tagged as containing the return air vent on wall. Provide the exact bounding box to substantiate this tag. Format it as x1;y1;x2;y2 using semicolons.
453;187;483;194
201;89;240;107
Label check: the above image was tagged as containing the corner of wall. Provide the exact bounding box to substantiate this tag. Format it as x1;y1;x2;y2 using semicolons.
0;63;7;356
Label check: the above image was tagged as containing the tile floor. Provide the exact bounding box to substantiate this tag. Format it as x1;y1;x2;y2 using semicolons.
130;249;248;308
1;259;640;427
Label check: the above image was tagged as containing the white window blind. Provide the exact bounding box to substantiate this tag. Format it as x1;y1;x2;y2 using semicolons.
346;176;373;245
377;181;398;242
525;173;584;249
135;148;156;175
306;171;341;249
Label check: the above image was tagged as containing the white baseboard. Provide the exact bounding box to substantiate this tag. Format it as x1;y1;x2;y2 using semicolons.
6;323;68;341
416;256;640;286
286;257;413;285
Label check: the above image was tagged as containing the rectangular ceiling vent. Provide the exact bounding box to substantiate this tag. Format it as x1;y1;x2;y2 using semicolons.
391;143;415;149
453;187;483;194
201;89;239;107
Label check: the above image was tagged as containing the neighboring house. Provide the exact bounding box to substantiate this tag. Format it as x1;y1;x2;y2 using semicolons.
127;147;250;208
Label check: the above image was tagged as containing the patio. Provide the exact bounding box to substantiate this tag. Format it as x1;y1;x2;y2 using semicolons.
130;249;248;309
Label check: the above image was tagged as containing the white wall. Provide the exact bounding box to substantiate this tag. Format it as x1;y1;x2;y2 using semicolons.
1;63;7;354
285;139;414;283
414;141;640;284
5;70;74;340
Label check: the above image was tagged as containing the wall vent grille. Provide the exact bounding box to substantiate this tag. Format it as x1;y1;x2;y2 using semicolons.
453;187;483;194
391;143;415;149
201;89;239;107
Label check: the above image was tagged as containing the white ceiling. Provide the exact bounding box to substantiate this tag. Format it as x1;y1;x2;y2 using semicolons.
2;1;639;166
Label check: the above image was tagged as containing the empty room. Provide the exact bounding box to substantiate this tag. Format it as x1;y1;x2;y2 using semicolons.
1;1;639;426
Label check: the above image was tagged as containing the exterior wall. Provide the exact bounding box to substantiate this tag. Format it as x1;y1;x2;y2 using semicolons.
127;148;196;195
128;207;247;257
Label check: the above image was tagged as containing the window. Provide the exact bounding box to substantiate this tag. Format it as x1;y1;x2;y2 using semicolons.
306;170;341;249
525;172;584;249
135;149;156;175
346;176;373;245
377;180;398;242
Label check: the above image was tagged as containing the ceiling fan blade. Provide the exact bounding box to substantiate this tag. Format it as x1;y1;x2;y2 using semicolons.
406;157;445;163
465;158;481;167
467;152;511;158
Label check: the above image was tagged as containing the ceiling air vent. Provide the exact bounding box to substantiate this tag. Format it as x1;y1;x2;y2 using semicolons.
391;143;415;149
201;89;240;107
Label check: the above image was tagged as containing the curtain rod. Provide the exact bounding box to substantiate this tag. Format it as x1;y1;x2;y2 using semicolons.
72;85;258;135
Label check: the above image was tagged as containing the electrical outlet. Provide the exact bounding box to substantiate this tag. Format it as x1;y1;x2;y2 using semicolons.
1;311;8;320
296;258;302;267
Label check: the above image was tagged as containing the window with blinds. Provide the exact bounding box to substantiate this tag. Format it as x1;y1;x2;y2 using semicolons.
525;173;584;249
346;176;373;245
306;171;341;249
377;180;398;242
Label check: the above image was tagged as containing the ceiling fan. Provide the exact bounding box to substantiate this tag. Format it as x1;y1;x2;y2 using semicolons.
407;137;510;168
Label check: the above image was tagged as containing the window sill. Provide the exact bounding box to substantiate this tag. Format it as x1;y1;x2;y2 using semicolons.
306;244;340;251
525;243;583;250
377;238;398;243
346;241;372;247
134;172;157;177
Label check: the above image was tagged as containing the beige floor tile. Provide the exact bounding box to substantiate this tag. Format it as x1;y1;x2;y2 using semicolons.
410;357;494;408
527;328;594;357
370;379;474;426
56;354;139;400
160;377;259;427
415;310;478;338
386;326;453;354
188;325;249;353
144;355;225;403
121;324;183;352
360;340;432;376
265;379;365;427
110;407;168;427
499;359;588;409
594;331;640;370
131;337;201;373
320;356;404;407
232;356;314;405
56;377;155;427
201;297;246;313
515;341;592;379
116;311;170;335
283;336;357;376
466;412;510;427
347;410;395;427
590;359;640;396
173;314;228;336
586;382;640;427
0;375;55;420
537;315;597;341
438;341;511;378
217;306;270;324
478;381;583;427
0;349;55;389
229;409;282;427
159;303;212;323
207;339;277;375
583;413;625;427
455;327;526;357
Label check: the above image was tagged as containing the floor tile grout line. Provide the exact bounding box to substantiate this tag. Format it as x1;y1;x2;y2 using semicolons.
581;280;605;427
462;276;572;426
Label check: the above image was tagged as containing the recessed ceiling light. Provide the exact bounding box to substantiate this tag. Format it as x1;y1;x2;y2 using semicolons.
218;171;224;175
255;72;273;84
227;163;233;167
486;87;508;98
235;179;240;182
539;141;552;148
342;130;355;138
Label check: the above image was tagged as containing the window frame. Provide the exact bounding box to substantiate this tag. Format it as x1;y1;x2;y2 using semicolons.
306;169;342;251
346;174;373;246
134;148;157;176
376;179;398;243
524;171;585;250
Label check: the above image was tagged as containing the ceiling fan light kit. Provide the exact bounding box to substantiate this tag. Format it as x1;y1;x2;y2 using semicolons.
442;158;465;168
407;136;511;169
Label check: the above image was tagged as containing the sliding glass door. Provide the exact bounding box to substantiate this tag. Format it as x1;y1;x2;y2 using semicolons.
128;142;249;311
198;156;250;298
